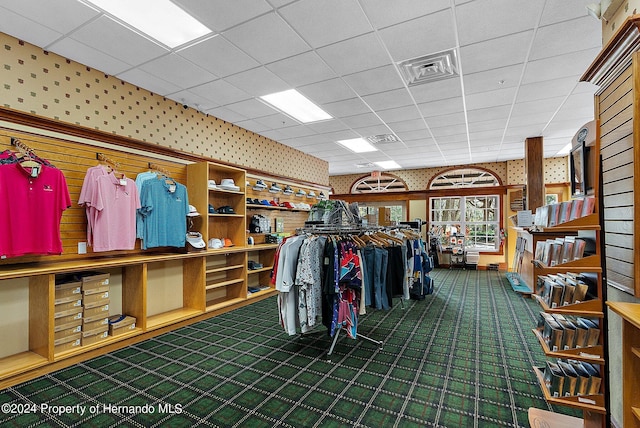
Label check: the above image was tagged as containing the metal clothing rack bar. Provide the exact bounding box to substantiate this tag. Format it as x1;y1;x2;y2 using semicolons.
327;328;383;361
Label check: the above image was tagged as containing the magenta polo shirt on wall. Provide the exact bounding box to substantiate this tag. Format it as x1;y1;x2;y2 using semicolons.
90;172;141;252
0;163;71;258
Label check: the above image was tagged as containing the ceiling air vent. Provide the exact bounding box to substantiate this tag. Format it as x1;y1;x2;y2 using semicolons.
397;49;459;86
367;134;398;145
356;162;375;168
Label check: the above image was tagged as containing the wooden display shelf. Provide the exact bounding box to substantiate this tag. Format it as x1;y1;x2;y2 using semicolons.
531;254;602;272
54;328;142;360
247;288;276;299
206;264;245;274
534;295;604;317
206;297;246;312
208;213;245;219
209;187;244;196
248;266;273;275
146;308;202;331
205;278;244;291
532;329;604;363
531;214;600;232
0;351;49;379
532;366;606;413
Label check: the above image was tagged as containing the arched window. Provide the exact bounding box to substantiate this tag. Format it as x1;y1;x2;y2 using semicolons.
351;174;408;193
429;168;501;251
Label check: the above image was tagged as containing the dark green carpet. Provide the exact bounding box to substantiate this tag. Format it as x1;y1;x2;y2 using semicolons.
0;269;578;427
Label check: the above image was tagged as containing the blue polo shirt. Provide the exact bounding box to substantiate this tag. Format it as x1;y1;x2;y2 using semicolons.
139;178;189;250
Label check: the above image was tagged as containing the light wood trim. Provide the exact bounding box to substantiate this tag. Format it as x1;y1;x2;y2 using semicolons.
183;257;205;311
29;275;52;360
534;295;605;318
205;278;244;291
633;53;640;298
123;264;146;331
532;329;604;363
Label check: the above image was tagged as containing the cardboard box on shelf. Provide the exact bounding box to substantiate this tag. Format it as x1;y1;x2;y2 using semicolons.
79;272;110;291
54;311;83;326
54;334;82;354
83;303;110;319
54;323;82;342
54;281;82;301
81;325;109;346
109;315;137;336
83;291;110;306
54;297;83;314
83;317;109;332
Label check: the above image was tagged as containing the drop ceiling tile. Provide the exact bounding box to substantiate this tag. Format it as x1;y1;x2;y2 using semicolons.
388;119;426;133
0;6;62;48
191;80;251;106
223;12;310;63
306;120;350;134
463;64;524;95
466;105;511;123
68;16;168;66
511;96;566;118
205;106;248;123
260;129;289;141
316;33;388;76
418;97;464;118
456;0;542;46
172;0;272;32
224;98;277;118
321;98;372;118
465;87;516;110
116;68;182;96
424;112;466;128
265;51;337;87
224;66;290;97
166;89;220;111
378;9;456;62
47;38;130;76
396;129;431;141
255;112;301;129
234;119;271;134
354;124;393;137
360;0;450;29
516;77;579;103
363;88;414;111
138;53;217;89
280;0;372;48
0;0;99;36
340;112;384;128
298;78;357;105
342;65;404;97
460;30;533;75
376;105;422;123
276;124;317;139
431;124;467;138
529;16;601;61
522;47;601;84
177;35;259;78
468;119;508;133
409;78;462;103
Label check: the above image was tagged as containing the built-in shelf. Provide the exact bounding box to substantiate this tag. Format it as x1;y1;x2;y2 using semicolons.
532;329;604;363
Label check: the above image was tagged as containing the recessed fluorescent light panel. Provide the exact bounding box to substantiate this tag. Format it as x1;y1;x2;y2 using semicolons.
260;89;332;123
375;160;401;169
83;0;212;48
336;138;377;153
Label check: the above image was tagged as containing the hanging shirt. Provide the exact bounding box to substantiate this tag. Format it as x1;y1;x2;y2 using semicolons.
78;164;109;246
138;178;189;249
134;171;157;239
90;172;140;252
0;162;71;258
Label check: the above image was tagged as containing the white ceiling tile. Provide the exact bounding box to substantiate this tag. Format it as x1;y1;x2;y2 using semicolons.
388;119;426;133
360;0;450;29
172;0;273;32
265;51;337;87
116;68;182;96
47;38;131;76
378;9;456;62
418;97;464;118
276;125;317;139
191;80;251;105
465;87;516;110
466;105;511;123
363;88;414;110
316;33;388;75
280;0;372;48
354;124;393;137
166;89;220;111
460;30;533;74
177;35;259;78
340;112;384;129
306;120;350;134
511;96;566;118
0;6;63;48
138;53;217;89
342;65;404;96
68;16;168;66
468;119;508;133
431;124;467;138
396;129;432;141
516;77;579;103
0;0;99;36
298;78;357;105
376;105;422;123
423;112;466;128
540;0;596;25
456;0;543;46
224;98;277;119
409;78;462;103
321;98;372;118
255;112;302;129
530;16;601;62
223;12;310;63
522;47;601;84
223;66;289;96
234;119;271;133
463;64;524;95
205;106;247;123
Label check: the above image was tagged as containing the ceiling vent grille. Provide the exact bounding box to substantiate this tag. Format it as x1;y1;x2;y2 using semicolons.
397;49;459;86
356;162;375;168
367;134;398;144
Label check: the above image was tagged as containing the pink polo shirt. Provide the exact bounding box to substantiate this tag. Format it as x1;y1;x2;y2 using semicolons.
0;163;71;258
89;173;140;252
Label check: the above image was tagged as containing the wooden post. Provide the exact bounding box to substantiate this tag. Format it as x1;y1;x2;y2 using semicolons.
525;136;544;213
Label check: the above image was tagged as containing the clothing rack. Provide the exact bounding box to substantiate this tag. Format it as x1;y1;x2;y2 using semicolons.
96;152;120;170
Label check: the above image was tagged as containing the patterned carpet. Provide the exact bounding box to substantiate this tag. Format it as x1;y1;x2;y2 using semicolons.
0;268;579;427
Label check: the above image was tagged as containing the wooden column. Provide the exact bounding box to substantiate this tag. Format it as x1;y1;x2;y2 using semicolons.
524;136;544;212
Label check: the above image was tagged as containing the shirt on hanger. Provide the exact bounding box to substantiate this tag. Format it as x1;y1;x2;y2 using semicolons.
138;178;189;249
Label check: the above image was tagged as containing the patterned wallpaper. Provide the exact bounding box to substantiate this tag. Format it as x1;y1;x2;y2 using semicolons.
0;33;329;185
330;157;568;194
